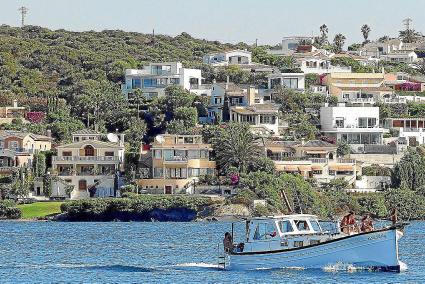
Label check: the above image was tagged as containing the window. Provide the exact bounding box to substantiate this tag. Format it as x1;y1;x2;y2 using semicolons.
279;221;294;233
294;241;304;248
188;150;200;159
105;151;114;156
260;115;276;124
335;118;344;128
154;150;162;159
153;168;163;178
0;141;4;149
84;145;95;156
132;79;141;89
253;223;277;240
63;151;72;157
78;180;87;190
310;221;322;232
9;141;19;150
282;78;299;89
214;97;222;104
295;220;310;231
170;78;180;85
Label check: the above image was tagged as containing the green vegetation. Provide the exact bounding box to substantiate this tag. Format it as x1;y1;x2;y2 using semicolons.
17;202;63;219
60;195;213;221
0;200;21;219
362;164;392;176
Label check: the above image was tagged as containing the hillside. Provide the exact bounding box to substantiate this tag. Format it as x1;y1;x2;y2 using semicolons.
0;25;249;142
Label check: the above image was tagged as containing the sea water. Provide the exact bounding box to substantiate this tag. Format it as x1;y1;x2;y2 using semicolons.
0;221;423;283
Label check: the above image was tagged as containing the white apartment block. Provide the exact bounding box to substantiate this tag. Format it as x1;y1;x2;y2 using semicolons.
267;73;305;91
320;105;383;147
203;50;252;66
300;58;352;75
267;36;314;56
122;62;207;99
230;104;280;136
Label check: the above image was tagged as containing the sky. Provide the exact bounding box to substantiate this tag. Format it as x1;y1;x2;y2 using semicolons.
3;0;425;46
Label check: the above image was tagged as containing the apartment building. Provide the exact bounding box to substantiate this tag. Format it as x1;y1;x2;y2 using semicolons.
267;36;314;56
385;117;425;145
0;130;52;175
320;105;384;150
267;73;305;91
122;62;207;100
51;130;125;199
265;140;356;185
322;71;386;97
203;50;252;66
138;134;216;194
299;57;352;75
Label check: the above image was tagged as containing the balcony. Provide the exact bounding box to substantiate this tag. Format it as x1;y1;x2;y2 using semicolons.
163;156;188;163
53;156;120;162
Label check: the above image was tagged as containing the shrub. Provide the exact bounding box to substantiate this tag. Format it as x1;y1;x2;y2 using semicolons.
0;200;22;219
253;204;270;217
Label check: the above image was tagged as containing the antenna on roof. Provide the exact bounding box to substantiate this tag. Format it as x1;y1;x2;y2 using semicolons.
18;6;28;27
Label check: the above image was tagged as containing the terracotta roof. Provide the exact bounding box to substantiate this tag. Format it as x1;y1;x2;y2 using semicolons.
301;140;335;148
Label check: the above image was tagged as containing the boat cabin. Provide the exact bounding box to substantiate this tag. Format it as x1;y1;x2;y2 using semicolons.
231;214;331;254
247;214;323;241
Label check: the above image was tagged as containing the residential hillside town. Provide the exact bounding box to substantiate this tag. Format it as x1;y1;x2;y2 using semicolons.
2;20;425;218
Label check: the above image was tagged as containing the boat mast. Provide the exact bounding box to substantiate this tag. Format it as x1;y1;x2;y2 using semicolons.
280;189;293;213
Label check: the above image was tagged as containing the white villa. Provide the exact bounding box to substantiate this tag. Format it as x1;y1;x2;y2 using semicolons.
230;103;280;136
122;62;208;99
320;104;384;150
51;130;125;200
267;73;305;90
203;50;252;66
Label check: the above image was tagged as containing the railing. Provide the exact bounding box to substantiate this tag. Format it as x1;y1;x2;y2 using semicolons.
53;156;120;162
337;158;356;164
164;156;188;162
309;158;328;164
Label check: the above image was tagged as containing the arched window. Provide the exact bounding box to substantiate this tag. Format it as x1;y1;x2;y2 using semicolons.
84;145;95;156
78;180;87;190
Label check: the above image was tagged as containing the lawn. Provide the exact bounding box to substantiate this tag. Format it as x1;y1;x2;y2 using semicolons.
17;202;64;219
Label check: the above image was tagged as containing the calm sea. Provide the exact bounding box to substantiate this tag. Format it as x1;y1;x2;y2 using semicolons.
0;220;423;283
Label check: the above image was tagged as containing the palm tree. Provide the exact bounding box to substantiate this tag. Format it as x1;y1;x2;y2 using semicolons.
319;24;328;45
213;123;263;173
333;33;346;53
361;24;371;44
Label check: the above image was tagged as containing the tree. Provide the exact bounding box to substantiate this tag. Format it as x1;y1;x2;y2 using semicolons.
124;118;147;152
213;123;263;174
333;33;346;53
248;156;275;174
319;24;328;46
399;28;421;43
361;24;371;44
337;141;351;157
392;148;425;191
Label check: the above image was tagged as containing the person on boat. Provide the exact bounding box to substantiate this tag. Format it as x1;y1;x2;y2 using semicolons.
361;214;374;232
341;212;356;234
391;208;398;225
223;232;234;252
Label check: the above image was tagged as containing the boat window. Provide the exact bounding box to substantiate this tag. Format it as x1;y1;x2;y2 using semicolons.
278;220;294;233
294;241;303;248
310;220;322;232
310;240;320;245
295;220;310;231
253;223;277;240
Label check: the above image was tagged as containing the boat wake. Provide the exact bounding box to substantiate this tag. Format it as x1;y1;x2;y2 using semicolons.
174;262;222;270
323;262;365;273
399;261;408;272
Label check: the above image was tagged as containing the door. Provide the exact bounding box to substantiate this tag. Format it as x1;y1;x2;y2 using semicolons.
165;186;172;194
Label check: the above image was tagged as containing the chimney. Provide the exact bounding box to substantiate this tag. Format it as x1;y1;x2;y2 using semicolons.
119;133;125;147
13;99;18;108
94;124;98;132
301;138;305;146
247;86;256;106
46;129;51;138
225;76;230;90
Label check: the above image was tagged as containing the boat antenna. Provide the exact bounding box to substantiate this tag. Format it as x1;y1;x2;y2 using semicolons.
280;189;293;214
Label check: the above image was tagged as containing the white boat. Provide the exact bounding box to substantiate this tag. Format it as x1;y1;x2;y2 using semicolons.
219;214;406;272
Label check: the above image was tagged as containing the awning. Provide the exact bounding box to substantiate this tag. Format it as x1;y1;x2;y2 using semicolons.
304;150;328;154
312;165;323;170
284;165;299;171
298;165;312;171
329;165;355;171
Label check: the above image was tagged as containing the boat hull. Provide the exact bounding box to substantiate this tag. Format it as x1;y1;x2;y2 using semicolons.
227;228;402;271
